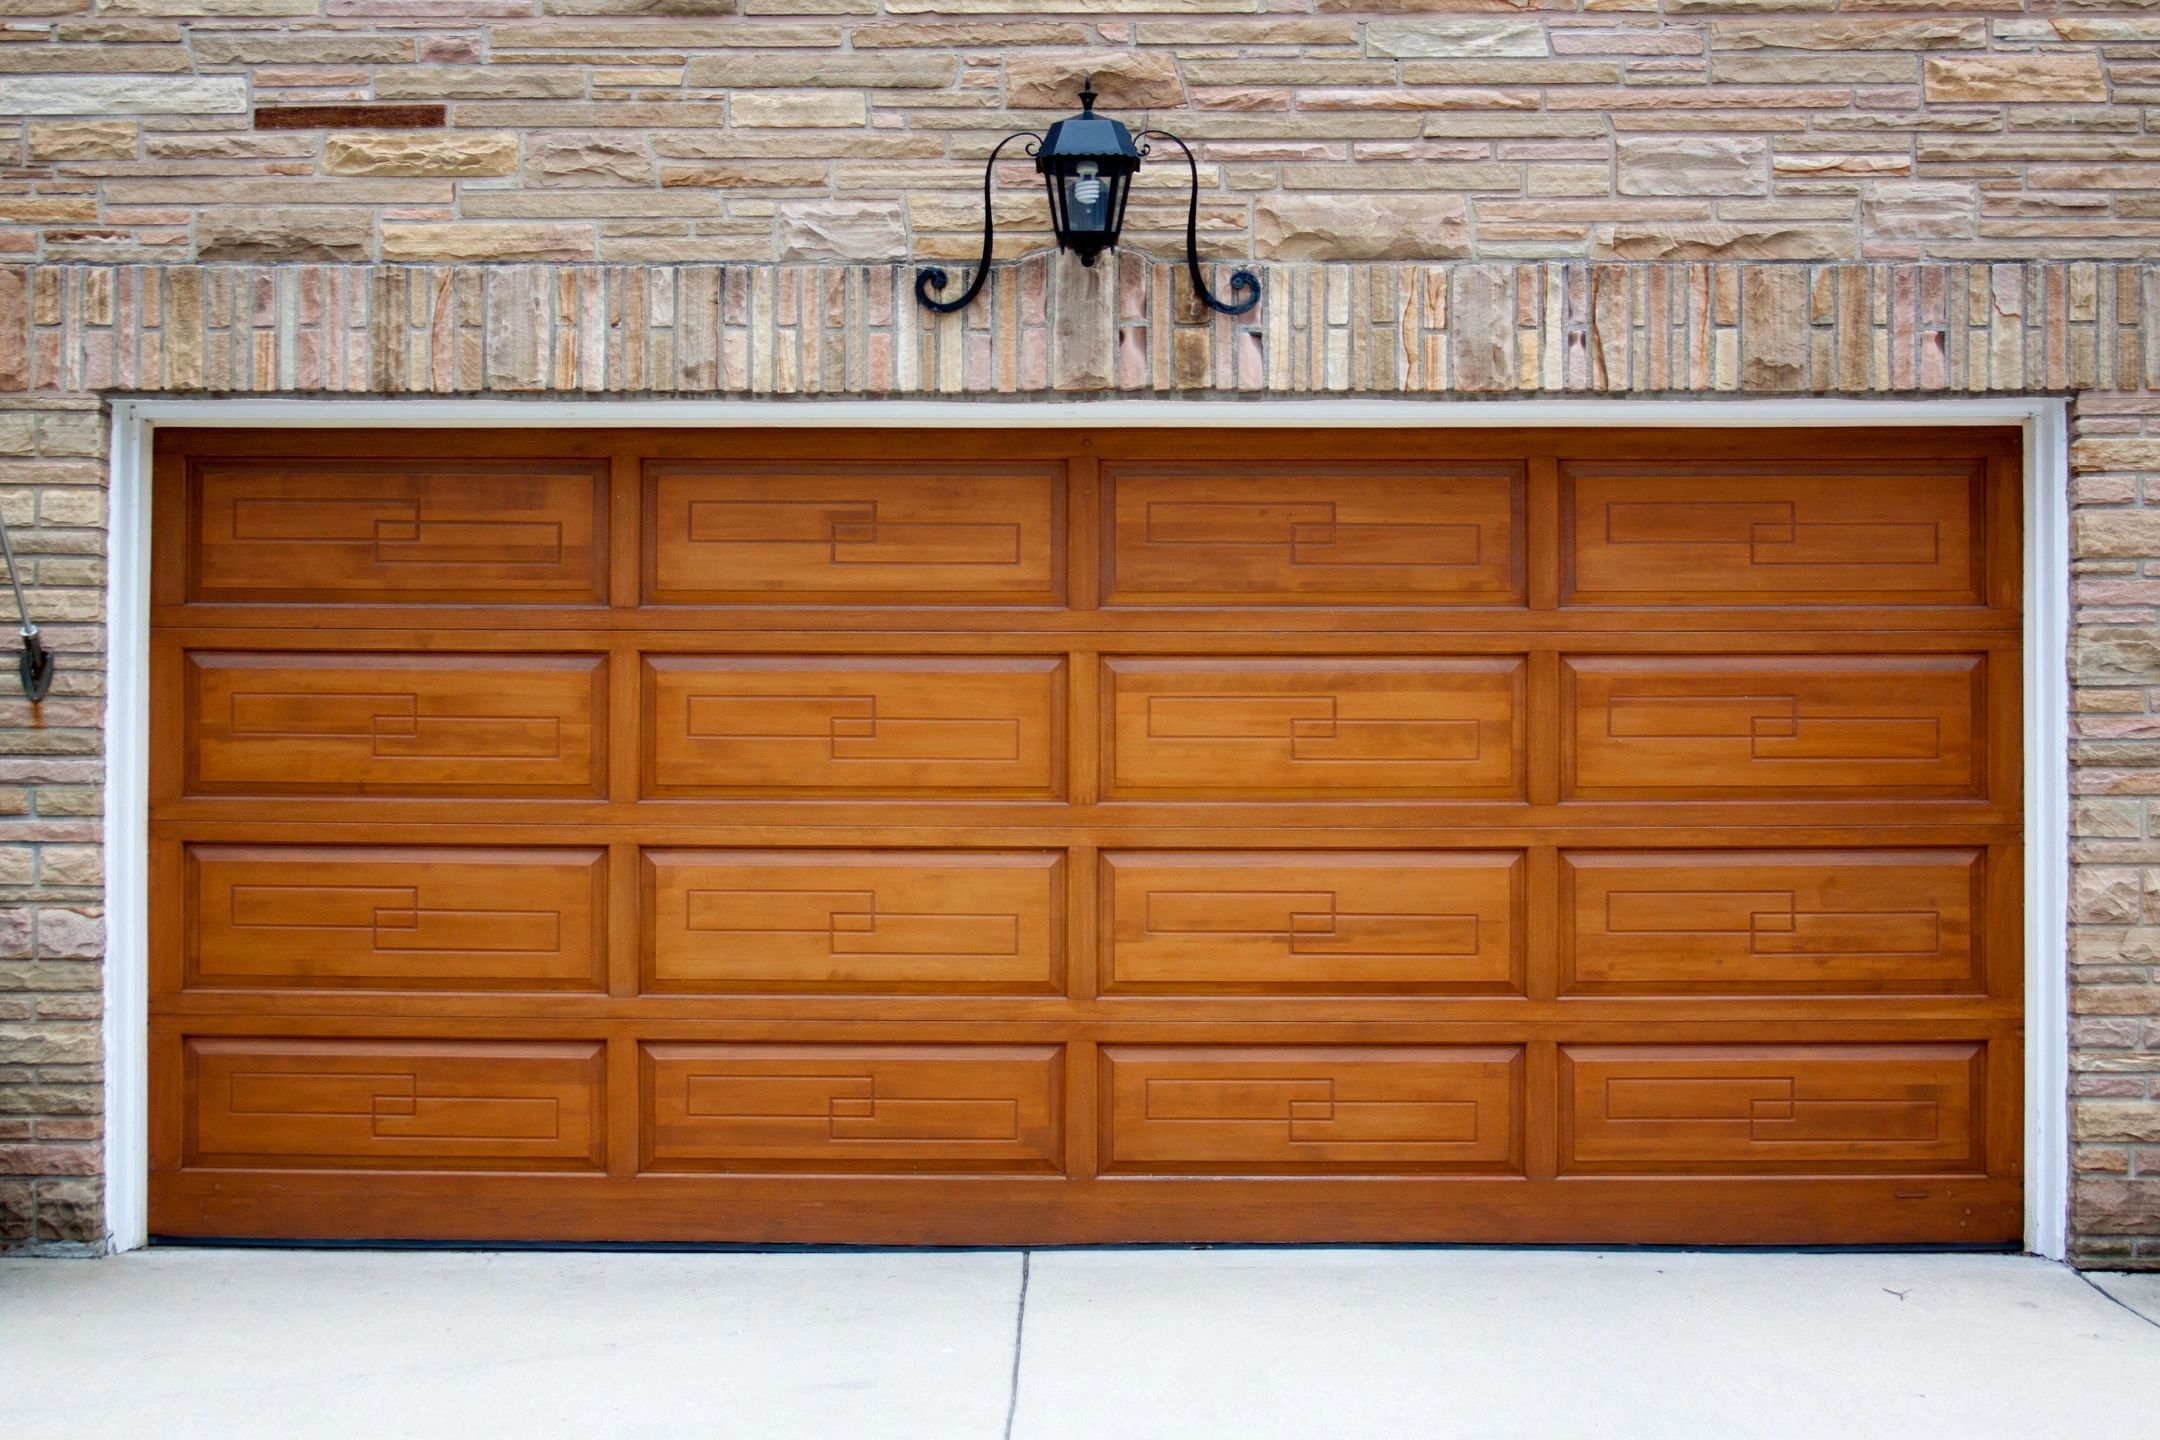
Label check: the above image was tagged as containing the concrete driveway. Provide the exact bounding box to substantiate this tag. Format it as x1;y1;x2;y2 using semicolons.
2;1248;2155;1440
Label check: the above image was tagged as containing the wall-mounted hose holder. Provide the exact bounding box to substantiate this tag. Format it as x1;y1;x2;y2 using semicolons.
0;513;53;702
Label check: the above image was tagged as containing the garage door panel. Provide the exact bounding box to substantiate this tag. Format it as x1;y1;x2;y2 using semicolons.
645;849;1064;995
645;655;1064;797
642;1042;1063;1174
1565;655;1983;798
1105;657;1524;799
189;459;609;604
1564;463;1984;606
186;652;607;797
1099;1045;1522;1175
1560;850;1983;995
187;845;607;992
1102;851;1521;995
1559;1042;1983;1175
184;1036;606;1171
1105;464;1522;605
646;463;1063;605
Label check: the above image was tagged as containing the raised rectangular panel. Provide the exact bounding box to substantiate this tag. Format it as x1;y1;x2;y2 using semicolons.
1099;1045;1521;1175
190;459;607;604
1561;850;1983;995
645;850;1063;994
1564;462;1983;605
1104;657;1523;799
1105;464;1521;604
1102;851;1521;994
1560;1043;1983;1175
646;462;1063;605
184;1037;605;1171
185;652;607;798
642;1043;1063;1173
645;656;1064;798
1564;655;1983;799
186;846;607;992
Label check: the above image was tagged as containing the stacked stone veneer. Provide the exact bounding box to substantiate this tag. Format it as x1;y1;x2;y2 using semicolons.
0;0;2157;1261
3;11;2160;267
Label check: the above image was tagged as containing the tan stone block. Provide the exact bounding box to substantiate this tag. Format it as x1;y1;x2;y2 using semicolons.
1398;62;1620;85
654;132;942;160
1006;49;1184;110
525;134;652;187
1862;179;1975;239
0;75;245;113
1709;18;1984;49
662;162;828;189
2073;1102;2160;1144
0;44;188;73
485;22;840;48
196;207;372;261
731;93;867;128
1591;222;1851;260
374;67;585;100
2074;439;2160;472
543;0;733;11
1425;115;1608;138
852;23;1090;46
1300;87;1539;112
1281;161;1519;190
777;200;907;261
190;34;412;64
1617;136;1768;197
1133;20;1357;46
1179;61;1390;87
98;0;314;12
685;54;957;88
380;222;595;262
1255;193;1470;260
25;119;133;161
1368;19;1546;58
2078;513;2160;562
145;133;313;160
324;131;517;178
1924;54;2107;104
1712;55;1915;85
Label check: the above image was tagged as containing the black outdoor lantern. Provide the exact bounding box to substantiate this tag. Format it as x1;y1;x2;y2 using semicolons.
915;76;1260;319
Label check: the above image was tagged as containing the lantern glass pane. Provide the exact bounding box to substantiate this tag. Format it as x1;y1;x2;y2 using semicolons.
1063;161;1110;237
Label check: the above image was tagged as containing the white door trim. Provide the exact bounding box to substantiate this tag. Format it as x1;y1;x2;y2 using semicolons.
101;395;2073;1258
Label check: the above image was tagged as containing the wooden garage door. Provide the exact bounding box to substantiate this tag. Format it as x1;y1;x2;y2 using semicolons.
148;427;2024;1246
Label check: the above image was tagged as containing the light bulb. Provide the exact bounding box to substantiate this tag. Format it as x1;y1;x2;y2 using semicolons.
1072;160;1102;208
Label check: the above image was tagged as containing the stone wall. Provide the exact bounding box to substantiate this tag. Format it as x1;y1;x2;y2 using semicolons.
2070;393;2160;1269
0;391;107;1253
1;8;2159;268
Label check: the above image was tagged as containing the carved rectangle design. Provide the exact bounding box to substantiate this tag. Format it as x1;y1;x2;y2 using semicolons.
1560;1044;1983;1175
645;656;1063;797
1104;464;1522;604
1561;850;1982;995
1099;1046;1521;1175
186;652;606;797
642;1043;1063;1173
1564;463;1983;605
645;850;1063;994
191;459;607;603
1564;655;1983;799
187;846;607;991
1102;851;1521;994
646;463;1063;604
1104;657;1523;799
184;1037;605;1171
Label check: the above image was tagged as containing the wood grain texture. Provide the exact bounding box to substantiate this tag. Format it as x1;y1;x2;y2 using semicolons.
147;426;2025;1247
188;458;608;605
1104;462;1522;605
645;461;1064;605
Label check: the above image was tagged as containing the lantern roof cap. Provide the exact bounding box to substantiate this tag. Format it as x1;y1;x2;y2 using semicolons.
1036;74;1141;177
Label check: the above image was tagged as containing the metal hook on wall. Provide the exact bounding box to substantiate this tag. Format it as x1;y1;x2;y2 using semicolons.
0;513;53;702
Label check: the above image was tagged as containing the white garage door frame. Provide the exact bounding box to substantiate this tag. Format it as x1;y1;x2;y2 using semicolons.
100;395;2073;1257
